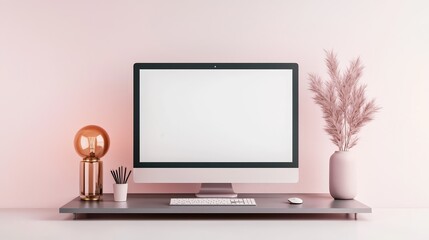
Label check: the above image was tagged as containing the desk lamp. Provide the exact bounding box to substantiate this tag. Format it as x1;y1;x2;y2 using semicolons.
74;125;110;200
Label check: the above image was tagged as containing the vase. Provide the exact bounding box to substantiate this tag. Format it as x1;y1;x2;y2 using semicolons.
329;151;357;199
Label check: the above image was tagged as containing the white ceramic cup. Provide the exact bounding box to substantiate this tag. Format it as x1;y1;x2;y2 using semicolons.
113;183;128;201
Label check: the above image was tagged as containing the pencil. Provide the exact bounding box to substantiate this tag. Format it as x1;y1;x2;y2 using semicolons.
125;171;132;184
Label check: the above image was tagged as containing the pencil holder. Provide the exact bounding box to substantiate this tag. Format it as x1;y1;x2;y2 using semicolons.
110;166;131;201
113;184;128;201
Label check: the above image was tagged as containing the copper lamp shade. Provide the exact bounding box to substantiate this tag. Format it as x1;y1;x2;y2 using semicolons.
74;125;110;201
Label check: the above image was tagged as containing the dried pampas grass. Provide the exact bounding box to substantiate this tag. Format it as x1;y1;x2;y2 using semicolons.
309;50;380;151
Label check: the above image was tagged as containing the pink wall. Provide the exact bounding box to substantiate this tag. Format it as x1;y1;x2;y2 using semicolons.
1;0;428;208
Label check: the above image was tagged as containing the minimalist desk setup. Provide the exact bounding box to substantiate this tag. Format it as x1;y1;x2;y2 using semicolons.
59;193;371;220
62;63;372;222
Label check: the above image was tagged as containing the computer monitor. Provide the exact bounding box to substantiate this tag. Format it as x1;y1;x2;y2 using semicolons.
133;63;298;197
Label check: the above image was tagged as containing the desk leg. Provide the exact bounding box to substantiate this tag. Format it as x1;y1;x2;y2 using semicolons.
347;213;357;220
73;213;87;220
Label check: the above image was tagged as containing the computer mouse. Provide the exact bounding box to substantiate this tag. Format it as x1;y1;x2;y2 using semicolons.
288;197;303;204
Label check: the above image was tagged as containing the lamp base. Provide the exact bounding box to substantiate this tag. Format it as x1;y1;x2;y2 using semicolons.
80;160;103;201
80;195;102;201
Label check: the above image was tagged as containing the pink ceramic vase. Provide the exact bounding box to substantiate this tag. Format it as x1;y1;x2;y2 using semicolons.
329;151;357;200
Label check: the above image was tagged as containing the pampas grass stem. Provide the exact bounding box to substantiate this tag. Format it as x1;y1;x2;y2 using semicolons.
309;50;380;151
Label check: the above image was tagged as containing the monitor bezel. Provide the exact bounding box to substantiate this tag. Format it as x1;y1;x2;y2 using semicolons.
133;63;298;168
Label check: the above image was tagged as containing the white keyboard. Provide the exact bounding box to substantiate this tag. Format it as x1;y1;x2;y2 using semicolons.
170;198;257;206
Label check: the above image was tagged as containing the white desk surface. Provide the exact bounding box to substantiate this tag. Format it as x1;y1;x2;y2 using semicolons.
0;208;428;240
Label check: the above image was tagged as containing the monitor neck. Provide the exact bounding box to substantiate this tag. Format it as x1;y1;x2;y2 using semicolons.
195;183;238;198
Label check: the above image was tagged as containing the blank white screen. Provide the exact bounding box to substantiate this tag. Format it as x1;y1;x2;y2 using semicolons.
140;69;293;163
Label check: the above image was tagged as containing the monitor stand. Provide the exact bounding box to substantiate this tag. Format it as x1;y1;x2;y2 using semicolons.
195;183;238;198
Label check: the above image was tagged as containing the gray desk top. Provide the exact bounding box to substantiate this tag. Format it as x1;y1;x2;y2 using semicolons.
59;193;371;214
